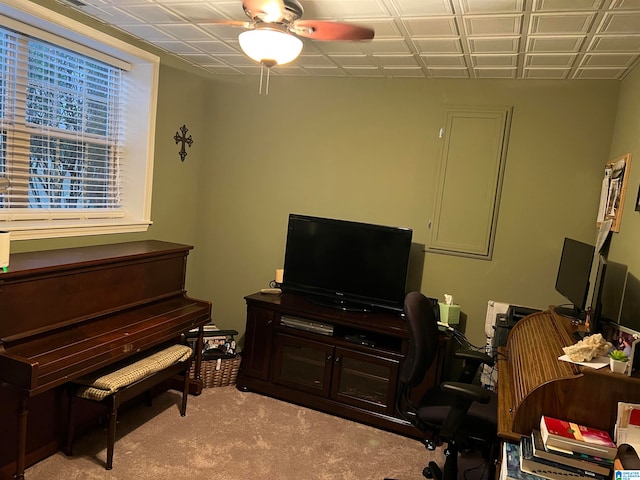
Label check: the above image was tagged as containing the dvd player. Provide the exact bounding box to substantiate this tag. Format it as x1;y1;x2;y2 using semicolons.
280;315;334;336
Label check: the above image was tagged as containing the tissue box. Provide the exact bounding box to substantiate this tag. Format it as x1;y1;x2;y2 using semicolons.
439;302;460;325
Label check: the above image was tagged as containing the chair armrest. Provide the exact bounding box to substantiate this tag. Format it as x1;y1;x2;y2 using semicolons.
440;381;491;404
455;349;494;383
438;381;491;439
455;350;494;367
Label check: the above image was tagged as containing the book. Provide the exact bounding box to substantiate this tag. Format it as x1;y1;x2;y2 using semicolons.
520;436;610;480
531;430;613;474
523;435;610;480
501;441;546;480
540;416;618;460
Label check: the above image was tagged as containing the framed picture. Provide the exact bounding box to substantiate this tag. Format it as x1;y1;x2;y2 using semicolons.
597;153;632;233
601;321;640;376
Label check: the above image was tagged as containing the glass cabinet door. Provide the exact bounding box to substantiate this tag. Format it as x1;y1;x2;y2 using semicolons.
331;347;399;415
272;334;333;396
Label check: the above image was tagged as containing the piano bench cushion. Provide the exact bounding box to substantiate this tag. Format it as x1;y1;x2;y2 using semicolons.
73;344;193;401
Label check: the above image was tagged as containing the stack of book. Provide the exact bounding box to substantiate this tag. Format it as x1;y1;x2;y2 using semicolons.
515;416;617;480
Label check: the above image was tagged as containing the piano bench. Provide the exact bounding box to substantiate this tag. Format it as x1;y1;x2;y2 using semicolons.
65;344;193;470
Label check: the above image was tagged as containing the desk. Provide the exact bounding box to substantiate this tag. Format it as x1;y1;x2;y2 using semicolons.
497;308;640;443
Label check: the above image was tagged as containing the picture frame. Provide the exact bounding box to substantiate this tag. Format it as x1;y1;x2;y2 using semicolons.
597;153;632;233
601;321;640;376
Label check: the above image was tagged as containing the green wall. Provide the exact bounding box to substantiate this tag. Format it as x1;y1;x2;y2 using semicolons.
14;0;628;349
192;75;619;346
605;66;640;279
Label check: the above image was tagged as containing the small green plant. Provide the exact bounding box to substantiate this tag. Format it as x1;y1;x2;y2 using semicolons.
610;349;629;362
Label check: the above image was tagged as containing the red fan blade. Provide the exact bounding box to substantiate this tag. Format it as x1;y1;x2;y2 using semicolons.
243;0;286;22
293;20;374;41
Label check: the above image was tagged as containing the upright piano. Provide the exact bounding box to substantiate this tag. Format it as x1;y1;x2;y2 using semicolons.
498;308;640;443
0;241;212;480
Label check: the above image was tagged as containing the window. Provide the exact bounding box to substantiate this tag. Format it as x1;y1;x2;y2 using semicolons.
0;1;159;240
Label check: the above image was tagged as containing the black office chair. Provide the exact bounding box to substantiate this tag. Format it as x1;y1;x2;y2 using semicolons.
396;291;498;480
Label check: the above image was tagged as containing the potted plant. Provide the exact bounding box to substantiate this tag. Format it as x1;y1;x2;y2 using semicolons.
609;349;629;374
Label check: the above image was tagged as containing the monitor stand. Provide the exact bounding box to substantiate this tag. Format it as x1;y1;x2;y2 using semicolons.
554;305;586;322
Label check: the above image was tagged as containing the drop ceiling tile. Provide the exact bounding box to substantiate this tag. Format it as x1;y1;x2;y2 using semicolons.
300;0;390;19
160;3;224;21
522;68;570;78
580;52;639;67
533;0;605;11
598;12;640;34
420;54;466;66
295;55;339;67
610;0;640;9
121;24;179;42
529;12;596;34
155;24;216;41
527;35;586;52
381;66;426;76
180;54;226;65
385;0;454;15
524;53;578;67
471;54;518;66
152;40;205;54
402;17;459;36
329;55;374;67
588;35;640;51
362;39;414;54
187;40;241;54
573;67;627;78
119;4;184;23
428;67;470;77
474;67;517;77
343;66;385;76
59;0;640;79
464;15;523;36
458;0;524;14
468;36;520;53
413;38;463;54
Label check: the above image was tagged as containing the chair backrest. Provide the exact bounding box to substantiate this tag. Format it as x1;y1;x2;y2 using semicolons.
399;291;441;388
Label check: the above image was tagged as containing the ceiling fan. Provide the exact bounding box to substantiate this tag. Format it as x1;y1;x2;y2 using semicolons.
214;0;375;68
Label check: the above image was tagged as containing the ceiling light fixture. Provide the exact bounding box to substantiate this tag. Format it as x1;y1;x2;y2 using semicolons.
238;28;303;67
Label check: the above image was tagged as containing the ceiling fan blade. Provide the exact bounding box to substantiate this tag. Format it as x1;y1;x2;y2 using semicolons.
293;20;374;41
243;0;286;23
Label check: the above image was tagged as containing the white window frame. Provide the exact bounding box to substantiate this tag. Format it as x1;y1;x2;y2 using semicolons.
0;0;159;240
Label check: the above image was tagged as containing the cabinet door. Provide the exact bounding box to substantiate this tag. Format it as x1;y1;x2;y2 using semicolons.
241;306;275;380
331;347;400;415
272;333;334;396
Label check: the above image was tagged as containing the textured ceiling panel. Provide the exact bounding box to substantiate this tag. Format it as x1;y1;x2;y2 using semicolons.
55;0;640;79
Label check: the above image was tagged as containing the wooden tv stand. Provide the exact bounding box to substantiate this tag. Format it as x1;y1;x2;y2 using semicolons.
238;292;448;437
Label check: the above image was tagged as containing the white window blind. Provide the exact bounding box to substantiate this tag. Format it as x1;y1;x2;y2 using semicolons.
0;25;126;220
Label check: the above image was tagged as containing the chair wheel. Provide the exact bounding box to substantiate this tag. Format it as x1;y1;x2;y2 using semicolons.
423;439;437;451
423;466;433;479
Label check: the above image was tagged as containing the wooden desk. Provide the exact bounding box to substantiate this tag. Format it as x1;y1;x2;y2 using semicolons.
497;308;640;443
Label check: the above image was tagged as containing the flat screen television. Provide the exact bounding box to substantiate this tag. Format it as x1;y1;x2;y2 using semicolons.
281;214;413;312
554;237;595;321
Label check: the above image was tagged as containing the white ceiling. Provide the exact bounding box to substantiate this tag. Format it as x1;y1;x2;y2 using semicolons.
57;0;640;79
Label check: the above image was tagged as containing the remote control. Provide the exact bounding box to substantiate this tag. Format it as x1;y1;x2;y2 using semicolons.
260;288;282;295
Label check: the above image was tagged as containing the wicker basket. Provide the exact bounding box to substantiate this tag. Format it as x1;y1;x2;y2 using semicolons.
190;355;241;388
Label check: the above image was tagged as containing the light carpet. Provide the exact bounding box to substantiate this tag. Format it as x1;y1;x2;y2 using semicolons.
25;386;486;480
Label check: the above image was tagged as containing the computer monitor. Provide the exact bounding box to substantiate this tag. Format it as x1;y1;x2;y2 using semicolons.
554;237;595;321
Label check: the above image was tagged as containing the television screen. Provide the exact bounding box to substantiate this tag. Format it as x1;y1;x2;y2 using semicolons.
554;237;595;320
282;214;413;312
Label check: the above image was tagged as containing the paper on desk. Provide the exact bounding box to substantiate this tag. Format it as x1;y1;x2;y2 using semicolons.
558;354;609;369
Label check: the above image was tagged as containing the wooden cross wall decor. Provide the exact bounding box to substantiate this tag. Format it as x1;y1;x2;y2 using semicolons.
174;124;193;162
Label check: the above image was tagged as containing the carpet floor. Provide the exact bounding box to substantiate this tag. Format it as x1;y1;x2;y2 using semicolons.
25;386;490;480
